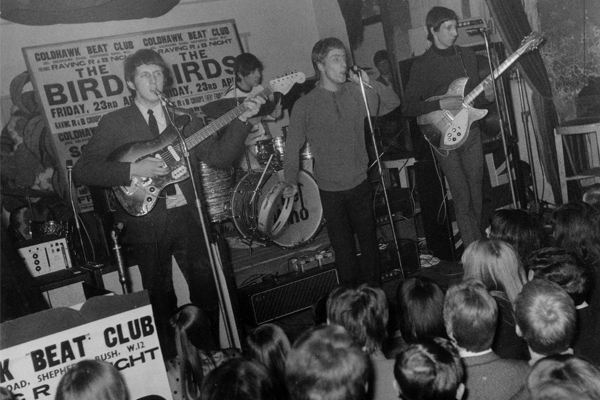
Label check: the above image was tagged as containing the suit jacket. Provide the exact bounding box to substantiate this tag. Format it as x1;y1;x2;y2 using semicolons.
463;351;530;400
73;104;251;244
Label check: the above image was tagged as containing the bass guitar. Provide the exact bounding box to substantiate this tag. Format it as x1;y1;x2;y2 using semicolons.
417;32;543;150
110;72;306;216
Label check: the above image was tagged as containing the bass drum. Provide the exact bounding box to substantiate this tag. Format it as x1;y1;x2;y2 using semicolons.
258;170;324;249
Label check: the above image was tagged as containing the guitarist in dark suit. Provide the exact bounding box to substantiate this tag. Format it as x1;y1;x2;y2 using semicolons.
402;7;493;248
73;49;264;357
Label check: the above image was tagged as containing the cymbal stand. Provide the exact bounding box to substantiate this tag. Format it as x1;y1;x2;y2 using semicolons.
356;75;405;279
164;108;239;348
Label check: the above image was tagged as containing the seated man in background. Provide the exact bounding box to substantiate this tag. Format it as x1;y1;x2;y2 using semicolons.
514;279;577;366
326;284;395;400
393;337;464;400
285;324;370;400
444;279;529;400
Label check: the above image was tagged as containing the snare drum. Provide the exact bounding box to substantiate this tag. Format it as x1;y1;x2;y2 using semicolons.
199;161;233;222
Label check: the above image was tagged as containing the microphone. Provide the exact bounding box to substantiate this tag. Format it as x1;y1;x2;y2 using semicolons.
348;65;373;89
153;89;176;107
466;27;489;35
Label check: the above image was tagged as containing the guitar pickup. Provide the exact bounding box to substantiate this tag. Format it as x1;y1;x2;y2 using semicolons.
171;166;187;179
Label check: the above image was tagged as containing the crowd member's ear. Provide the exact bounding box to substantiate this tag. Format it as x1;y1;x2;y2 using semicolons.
515;324;523;338
393;379;401;397
456;382;466;400
527;270;535;282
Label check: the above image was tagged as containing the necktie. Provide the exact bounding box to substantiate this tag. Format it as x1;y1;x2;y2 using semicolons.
147;109;160;137
148;109;175;196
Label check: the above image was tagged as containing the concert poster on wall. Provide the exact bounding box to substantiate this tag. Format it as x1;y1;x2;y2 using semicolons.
22;20;243;212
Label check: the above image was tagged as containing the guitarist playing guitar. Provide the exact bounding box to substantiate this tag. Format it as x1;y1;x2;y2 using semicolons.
73;49;265;359
402;6;495;248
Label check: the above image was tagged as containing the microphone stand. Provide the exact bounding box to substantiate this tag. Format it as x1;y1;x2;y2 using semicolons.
353;69;405;280
480;29;519;209
160;93;240;348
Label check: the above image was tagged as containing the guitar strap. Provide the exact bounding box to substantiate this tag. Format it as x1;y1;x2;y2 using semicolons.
453;45;469;79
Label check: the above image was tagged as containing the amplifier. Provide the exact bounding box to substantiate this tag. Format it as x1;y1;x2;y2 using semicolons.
237;265;339;325
17;237;73;277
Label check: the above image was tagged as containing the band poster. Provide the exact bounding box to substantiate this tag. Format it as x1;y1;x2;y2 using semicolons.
0;293;169;400
22;20;243;212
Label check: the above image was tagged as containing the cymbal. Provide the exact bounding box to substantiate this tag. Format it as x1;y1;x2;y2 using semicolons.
1;187;56;197
201;97;276;120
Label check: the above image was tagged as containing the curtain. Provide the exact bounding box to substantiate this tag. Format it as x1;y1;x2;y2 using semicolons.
0;0;179;25
485;0;562;204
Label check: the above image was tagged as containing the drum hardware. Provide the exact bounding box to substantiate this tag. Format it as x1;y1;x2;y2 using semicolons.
110;223;130;294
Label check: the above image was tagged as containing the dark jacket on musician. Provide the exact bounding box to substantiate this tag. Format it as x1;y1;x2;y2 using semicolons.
73;104;251;244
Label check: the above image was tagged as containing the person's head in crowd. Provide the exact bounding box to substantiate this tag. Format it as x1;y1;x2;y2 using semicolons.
443;279;497;353
526;354;600;400
486;209;547;265
233;52;264;89
393;337;465;400
462;238;527;304
311;37;347;79
515;279;576;360
200;358;280;400
552;201;600;265
582;183;600;209
397;276;446;344
245;323;290;392
0;387;16;400
425;6;458;43
54;359;128;400
169;304;217;400
285;324;370;400
326;284;388;354
526;247;592;307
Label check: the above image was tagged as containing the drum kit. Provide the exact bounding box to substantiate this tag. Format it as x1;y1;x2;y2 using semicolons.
200;127;323;249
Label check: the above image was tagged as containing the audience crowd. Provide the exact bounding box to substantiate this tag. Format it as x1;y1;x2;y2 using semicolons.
3;196;598;400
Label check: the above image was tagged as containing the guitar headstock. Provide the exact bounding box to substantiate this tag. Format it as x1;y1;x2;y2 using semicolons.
519;31;544;53
269;72;306;95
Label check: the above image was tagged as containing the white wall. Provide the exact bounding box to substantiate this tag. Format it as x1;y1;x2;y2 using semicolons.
0;0;348;124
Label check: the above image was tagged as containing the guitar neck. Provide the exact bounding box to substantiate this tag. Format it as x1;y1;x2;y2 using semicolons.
463;48;525;105
184;86;274;149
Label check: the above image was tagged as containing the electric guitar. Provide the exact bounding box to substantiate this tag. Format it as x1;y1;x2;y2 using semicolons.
417;32;544;150
109;72;306;216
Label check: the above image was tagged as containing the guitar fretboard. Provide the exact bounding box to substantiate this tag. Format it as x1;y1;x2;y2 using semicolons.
184;86;275;150
463;40;534;106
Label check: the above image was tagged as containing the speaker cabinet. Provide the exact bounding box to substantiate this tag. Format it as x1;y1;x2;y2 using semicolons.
237;265;339;326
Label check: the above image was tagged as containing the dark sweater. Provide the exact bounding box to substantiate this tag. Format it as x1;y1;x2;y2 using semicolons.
283;81;399;191
402;45;485;118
